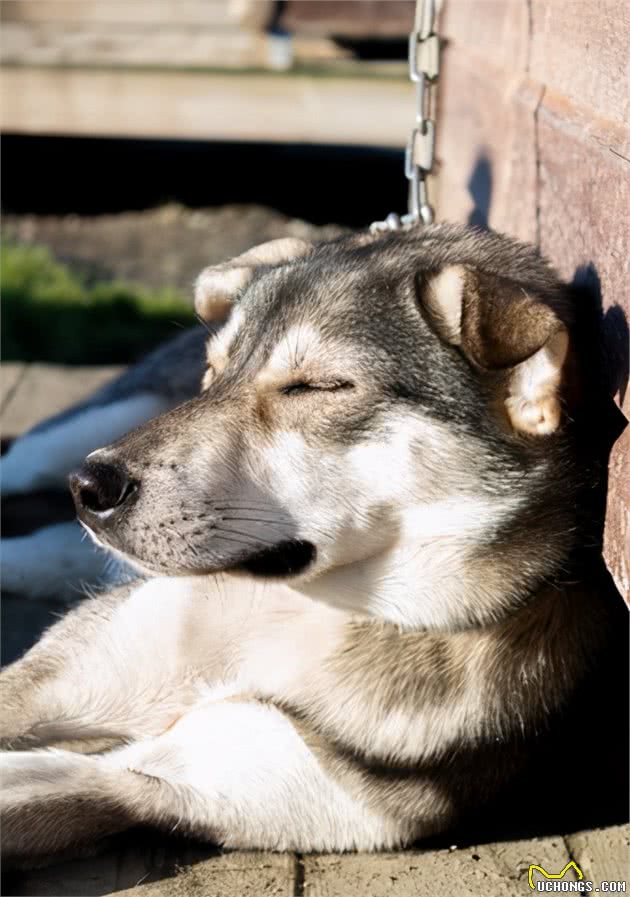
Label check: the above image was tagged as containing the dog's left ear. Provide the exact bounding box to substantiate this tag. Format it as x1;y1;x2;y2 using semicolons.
422;265;571;436
195;238;313;321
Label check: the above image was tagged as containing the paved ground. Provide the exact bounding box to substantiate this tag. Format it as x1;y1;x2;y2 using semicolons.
2;362;629;896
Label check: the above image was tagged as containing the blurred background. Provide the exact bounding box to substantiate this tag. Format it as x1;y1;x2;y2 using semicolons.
1;0;415;364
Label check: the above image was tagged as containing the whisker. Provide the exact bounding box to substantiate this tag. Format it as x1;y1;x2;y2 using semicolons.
218;515;287;527
195;312;214;335
209;498;279;508
212;506;288;516
217;526;277;546
211;531;260;549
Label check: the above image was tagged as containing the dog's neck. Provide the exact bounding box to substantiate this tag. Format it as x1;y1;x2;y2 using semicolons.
297;492;579;631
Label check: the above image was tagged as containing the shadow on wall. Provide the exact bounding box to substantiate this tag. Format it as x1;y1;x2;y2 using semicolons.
467;153;492;230
572;263;629;410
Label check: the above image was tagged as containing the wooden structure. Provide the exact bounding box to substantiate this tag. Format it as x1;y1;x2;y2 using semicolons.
435;0;630;599
0;0;410;147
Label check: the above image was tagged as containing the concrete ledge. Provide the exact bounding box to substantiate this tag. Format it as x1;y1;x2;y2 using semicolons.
0;67;410;147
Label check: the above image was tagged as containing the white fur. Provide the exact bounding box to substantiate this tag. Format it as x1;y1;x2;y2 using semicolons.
104;698;410;850
507;329;569;435
195;267;250;320
257;417;519;628
426;265;465;343
204;306;245;382
194;237;312;323
299;493;515;629
1;699;412;852
0;574;413;851
1;393;168;495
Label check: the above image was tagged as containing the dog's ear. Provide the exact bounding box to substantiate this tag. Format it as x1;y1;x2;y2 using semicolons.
422;265;571;436
194;238;313;321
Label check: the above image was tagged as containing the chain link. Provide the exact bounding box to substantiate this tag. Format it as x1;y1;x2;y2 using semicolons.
371;0;440;233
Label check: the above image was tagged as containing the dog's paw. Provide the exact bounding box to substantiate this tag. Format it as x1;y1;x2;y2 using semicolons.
0;750;130;859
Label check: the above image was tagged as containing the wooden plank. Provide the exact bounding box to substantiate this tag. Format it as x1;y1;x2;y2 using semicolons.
530;0;630;125
281;1;414;37
2;1;231;27
0;24;272;70
537;91;630;353
565;824;630;887
439;0;529;75
435;51;541;243
1;364;123;436
536;91;630;598
604;430;630;600
0;68;410;147
302;836;574;897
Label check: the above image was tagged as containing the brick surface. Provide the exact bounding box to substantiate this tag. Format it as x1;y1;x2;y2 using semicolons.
566;823;630;886
302;836;574;897
112;850;297;897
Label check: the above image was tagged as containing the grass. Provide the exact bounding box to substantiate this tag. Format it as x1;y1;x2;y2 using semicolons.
1;242;195;364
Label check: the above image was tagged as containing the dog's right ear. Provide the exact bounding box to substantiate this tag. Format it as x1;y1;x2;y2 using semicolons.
194;238;313;322
421;265;572;436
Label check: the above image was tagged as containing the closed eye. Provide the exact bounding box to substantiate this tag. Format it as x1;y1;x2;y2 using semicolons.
281;380;354;397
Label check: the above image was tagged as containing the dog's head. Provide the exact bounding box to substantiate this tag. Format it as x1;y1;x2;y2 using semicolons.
71;226;586;628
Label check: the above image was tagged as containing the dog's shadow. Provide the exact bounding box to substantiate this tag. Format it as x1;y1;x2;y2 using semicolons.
572;262;629;409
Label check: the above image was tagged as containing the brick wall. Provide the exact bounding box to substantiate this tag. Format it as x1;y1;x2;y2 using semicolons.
435;0;630;599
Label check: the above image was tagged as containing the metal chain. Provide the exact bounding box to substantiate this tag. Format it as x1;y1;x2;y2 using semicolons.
371;0;440;233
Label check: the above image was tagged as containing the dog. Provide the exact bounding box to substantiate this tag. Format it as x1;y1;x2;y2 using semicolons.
0;225;624;859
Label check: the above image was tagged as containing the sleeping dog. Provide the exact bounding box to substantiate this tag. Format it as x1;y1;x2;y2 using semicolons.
0;225;622;858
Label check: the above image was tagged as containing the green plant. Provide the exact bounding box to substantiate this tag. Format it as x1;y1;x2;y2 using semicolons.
1;242;195;364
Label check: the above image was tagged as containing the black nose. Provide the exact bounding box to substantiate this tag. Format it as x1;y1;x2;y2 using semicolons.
69;461;137;517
